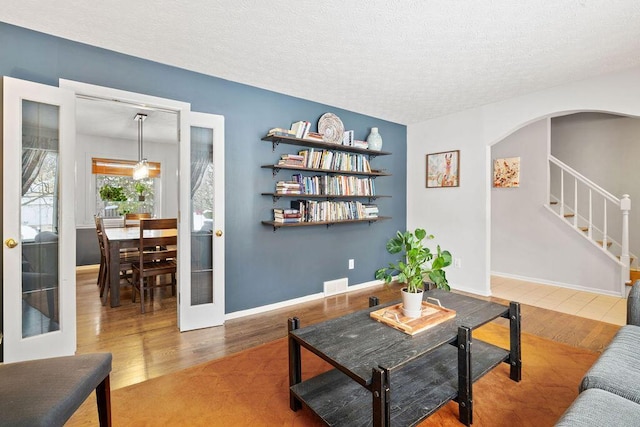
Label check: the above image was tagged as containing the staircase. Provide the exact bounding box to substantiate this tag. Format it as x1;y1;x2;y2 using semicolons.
546;155;633;293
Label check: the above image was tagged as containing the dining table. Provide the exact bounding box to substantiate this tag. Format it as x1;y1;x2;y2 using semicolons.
103;226;178;307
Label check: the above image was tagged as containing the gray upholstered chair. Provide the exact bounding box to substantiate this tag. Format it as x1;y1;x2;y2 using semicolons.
0;352;112;426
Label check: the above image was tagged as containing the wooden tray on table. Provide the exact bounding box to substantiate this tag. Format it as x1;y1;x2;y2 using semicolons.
370;297;456;336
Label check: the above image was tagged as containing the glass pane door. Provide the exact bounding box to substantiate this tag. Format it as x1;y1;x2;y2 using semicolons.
178;111;225;331
2;76;76;363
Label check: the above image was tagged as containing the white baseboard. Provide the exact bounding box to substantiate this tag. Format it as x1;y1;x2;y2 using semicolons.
225;279;387;320
450;282;491;297
225;292;325;320
348;279;386;292
491;271;621;297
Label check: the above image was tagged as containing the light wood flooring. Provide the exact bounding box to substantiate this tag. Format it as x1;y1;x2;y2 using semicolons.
76;266;622;391
492;275;627;325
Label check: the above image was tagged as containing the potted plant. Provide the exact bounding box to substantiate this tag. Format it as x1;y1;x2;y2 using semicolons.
375;228;452;318
134;182;148;201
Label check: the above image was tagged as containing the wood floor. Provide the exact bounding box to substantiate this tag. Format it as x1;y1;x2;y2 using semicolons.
76;266;621;391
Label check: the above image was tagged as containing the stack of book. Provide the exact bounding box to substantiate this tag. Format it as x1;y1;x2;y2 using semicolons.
268;127;296;138
277;153;305;167
363;204;379;218
354;140;368;149
305;131;324;142
273;208;302;223
276;180;303;194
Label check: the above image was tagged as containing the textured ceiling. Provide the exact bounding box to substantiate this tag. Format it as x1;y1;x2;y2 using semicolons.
3;0;640;124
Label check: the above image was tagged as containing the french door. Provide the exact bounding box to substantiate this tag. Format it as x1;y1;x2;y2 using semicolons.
179;112;225;330
2;76;77;362
59;79;225;332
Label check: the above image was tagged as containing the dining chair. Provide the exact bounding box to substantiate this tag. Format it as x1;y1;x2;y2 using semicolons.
98;217;139;306
125;212;151;227
94;215;108;290
131;218;177;313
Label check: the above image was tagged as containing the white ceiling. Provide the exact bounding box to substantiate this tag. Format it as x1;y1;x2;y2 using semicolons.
3;1;640;125
76;97;178;144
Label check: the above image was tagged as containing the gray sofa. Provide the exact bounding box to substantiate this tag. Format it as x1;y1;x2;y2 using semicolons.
555;281;640;426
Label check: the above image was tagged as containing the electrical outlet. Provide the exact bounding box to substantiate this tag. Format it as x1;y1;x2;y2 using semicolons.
454;258;462;268
348;259;355;270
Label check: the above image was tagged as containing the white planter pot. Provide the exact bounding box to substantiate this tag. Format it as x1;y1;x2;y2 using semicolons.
401;288;424;318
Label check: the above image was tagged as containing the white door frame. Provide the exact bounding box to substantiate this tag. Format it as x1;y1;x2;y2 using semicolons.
59;79;225;330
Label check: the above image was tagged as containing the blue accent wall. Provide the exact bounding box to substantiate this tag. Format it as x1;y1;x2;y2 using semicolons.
0;22;407;313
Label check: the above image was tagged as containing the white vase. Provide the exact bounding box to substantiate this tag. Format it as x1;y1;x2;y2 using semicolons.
401;288;424;318
367;127;383;151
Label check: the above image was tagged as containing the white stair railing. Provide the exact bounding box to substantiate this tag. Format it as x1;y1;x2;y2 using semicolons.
547;155;631;293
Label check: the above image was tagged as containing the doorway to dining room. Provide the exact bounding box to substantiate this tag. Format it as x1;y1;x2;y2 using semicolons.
63;79;226;335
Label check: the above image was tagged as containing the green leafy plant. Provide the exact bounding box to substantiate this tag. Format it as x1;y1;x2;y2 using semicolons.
134;182;148;196
375;228;452;292
99;184;127;202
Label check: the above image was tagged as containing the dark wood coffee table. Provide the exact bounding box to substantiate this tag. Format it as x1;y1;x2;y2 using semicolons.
288;289;521;426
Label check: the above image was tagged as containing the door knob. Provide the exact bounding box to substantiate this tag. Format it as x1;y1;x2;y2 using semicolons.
215;230;223;237
5;238;18;248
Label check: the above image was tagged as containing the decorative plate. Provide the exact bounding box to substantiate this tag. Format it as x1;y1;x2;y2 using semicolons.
318;113;345;144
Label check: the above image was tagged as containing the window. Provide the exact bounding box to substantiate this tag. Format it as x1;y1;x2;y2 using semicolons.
92;157;160;217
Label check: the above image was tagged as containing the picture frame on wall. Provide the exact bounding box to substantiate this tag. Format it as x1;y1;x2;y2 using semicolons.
493;157;520;188
426;150;460;188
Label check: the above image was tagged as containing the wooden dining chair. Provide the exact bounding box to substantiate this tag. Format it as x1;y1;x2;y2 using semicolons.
131;218;177;313
94;215;107;290
98;217;139;306
125;212;151;227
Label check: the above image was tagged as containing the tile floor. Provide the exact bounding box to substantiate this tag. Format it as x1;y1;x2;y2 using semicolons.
491;276;627;326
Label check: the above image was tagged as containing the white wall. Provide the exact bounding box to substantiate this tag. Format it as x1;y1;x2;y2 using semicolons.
407;66;640;297
491;119;620;295
75;134;179;227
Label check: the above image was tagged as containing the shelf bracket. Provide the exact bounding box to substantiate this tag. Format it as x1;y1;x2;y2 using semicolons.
271;167;281;177
271;194;281;203
270;138;281;151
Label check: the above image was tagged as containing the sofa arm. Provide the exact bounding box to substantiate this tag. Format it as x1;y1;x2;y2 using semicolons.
628;280;640;326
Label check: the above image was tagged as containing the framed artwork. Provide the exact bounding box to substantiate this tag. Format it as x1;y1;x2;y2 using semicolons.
493;157;520;188
426;150;460;188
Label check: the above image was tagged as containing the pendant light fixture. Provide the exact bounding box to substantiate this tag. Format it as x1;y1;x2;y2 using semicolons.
133;113;149;180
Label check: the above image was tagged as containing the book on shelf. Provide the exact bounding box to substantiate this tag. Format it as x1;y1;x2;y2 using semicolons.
273;217;302;223
354;140;368;149
301;121;311;139
290;120;311;139
364;204;379;218
277;153;305;167
305;131;324;142
290;121;305;138
268;128;296;138
274;207;301;223
276;180;302;194
274;208;299;214
343;130;354;146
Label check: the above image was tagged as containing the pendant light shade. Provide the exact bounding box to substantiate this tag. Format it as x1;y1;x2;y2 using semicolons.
133;113;149;180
